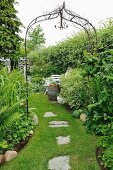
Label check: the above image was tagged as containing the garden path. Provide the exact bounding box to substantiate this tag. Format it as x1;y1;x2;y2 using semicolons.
44;112;71;169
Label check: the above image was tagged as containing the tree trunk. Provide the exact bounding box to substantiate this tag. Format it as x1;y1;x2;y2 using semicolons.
10;59;18;71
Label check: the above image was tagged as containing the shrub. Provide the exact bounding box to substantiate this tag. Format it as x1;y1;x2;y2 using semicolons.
72;109;83;118
83;51;113;169
31;75;45;92
0;114;34;154
60;68;89;110
102;145;113;169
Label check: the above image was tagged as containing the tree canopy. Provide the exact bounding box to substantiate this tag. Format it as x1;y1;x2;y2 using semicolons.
28;25;46;51
0;0;22;69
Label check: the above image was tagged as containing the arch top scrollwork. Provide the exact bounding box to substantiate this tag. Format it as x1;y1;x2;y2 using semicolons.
25;2;97;52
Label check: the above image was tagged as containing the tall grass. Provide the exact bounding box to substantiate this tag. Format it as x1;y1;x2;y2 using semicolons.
0;67;26;126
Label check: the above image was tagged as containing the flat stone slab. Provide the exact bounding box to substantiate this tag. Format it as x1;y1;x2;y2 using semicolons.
49;121;69;127
56;136;70;145
44;112;57;118
48;156;71;170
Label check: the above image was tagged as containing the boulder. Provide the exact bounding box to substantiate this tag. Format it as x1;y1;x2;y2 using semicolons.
0;155;5;165
33;115;38;125
80;114;86;122
57;96;66;104
4;151;17;162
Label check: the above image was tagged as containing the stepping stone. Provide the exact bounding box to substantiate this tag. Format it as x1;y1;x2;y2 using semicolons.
56;136;70;145
49;121;69;127
48;156;71;170
44;112;57;118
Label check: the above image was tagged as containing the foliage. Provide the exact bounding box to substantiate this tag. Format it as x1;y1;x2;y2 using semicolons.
35;31;87;75
102;145;113;169
60;68;89;110
0;140;8;153
28;25;45;51
81;49;113;168
30;19;113;77
60;51;113;168
31;75;45;92
0;0;23;70
0;68;35;154
84;50;113;132
28;50;49;77
0;114;34;154
57;19;113;169
0;67;26;126
72;109;83;118
27;50;48;92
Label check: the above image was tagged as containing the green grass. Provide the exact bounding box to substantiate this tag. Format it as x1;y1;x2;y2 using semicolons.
1;93;100;170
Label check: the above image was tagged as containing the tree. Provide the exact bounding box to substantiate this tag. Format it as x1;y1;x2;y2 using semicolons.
0;0;23;70
28;25;45;51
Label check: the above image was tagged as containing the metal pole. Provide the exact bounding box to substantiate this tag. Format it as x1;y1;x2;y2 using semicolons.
24;29;29;117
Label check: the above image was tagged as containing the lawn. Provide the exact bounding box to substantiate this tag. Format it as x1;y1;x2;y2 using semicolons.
1;93;100;170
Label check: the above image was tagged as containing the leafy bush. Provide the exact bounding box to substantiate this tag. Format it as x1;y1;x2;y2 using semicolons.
0;140;8;153
60;68;89;110
102;145;113;169
85;51;113;134
0;114;34;154
31;75;45;92
82;50;113;169
72;109;83;118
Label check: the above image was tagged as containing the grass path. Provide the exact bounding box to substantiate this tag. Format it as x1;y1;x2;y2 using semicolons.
1;94;100;170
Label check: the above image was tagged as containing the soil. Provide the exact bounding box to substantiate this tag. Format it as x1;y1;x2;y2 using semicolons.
64;104;72;113
96;147;108;170
14;134;32;152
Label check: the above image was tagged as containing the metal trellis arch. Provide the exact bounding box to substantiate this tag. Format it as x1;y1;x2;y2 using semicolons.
24;2;97;116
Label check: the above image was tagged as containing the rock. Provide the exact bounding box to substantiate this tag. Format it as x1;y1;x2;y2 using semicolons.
33;115;38;125
49;121;69;127
48;156;71;170
4;151;17;162
44;112;57;117
57;96;66;104
0;155;5;165
56;136;70;145
80;114;86;122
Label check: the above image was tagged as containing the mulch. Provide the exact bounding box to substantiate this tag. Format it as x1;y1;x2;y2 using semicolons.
96;147;108;170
